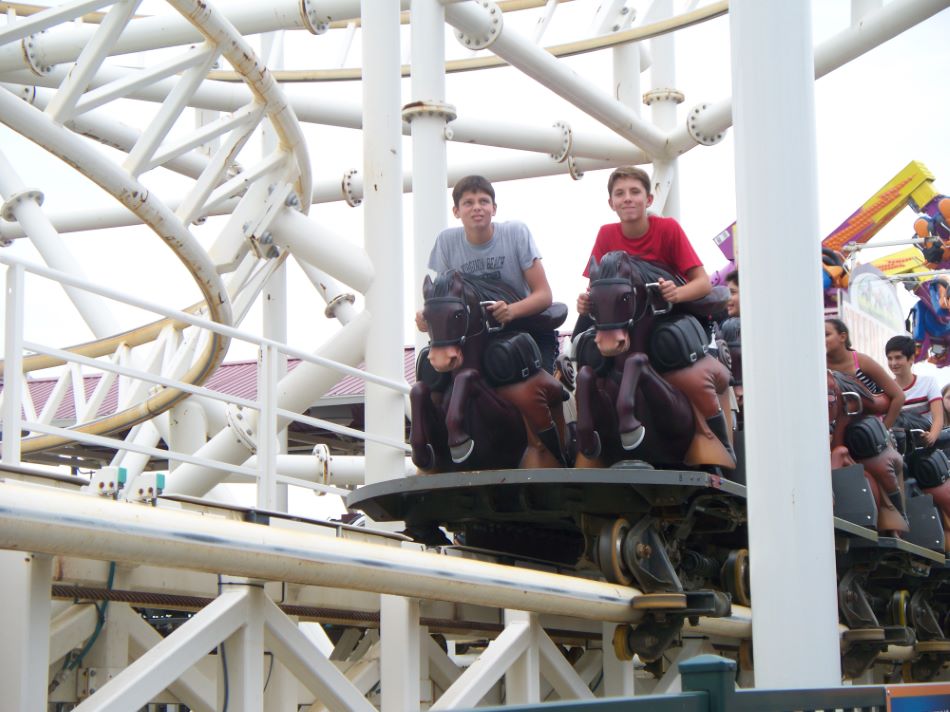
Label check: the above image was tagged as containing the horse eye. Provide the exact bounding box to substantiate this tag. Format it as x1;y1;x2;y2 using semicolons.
454;312;463;319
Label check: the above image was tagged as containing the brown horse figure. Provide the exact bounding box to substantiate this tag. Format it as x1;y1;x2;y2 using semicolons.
827;370;908;535
574;252;734;469
409;270;568;473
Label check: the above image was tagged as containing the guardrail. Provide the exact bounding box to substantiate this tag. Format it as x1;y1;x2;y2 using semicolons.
0;252;408;502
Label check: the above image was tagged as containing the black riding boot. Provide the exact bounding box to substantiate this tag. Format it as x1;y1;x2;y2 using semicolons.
538;425;567;466
706;411;736;464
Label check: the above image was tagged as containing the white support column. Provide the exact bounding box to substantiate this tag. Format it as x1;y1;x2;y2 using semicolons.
0;552;53;712
408;0;451;356
262;262;289;513
731;1;841;687
380;595;421;712
600;622;634;697
646;0;681;218
222;584;266;712
2;262;24;465
361;1;407;485
505;610;541;705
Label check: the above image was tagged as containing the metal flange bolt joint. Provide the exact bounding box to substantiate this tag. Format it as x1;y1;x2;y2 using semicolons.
401;100;458;125
324;292;355;319
1;190;44;221
300;0;330;34
226;404;258;453
341;169;361;207
687;103;725;146
643;88;685;107
550;121;573;163
21;32;52;76
454;0;503;51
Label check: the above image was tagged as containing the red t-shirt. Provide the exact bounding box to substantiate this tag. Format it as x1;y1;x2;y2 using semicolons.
582;215;703;279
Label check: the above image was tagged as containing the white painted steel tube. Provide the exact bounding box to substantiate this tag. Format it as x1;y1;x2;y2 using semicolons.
269;207;374;293
0;150;119;338
410;0;450;356
668;0;949;156
0;478;752;630
0;0;388;74
443;1;669;158
362;2;408;486
731;1;840;687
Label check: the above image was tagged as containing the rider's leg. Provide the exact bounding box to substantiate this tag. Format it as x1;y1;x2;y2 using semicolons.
706;411;736;463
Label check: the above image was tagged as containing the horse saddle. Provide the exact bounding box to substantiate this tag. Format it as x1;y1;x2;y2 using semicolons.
509;302;568;332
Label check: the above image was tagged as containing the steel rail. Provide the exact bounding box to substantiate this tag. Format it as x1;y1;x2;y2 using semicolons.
205;1;727;83
0;477;755;635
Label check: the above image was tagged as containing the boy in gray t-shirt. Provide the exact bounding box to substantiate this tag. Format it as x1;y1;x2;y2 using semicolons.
416;175;557;371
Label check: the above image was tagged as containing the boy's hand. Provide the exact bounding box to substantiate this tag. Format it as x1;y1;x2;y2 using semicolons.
415;310;428;332
488;301;512;324
924;429;939;447
577;292;590;315
657;277;680;303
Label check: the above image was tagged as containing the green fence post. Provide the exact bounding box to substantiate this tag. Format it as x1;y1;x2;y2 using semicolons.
679;654;737;712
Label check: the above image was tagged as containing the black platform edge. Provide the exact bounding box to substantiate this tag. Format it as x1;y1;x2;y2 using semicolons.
346;467;746;511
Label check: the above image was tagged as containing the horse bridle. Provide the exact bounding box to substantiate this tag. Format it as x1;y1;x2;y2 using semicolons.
588;277;672;330
424;296;502;347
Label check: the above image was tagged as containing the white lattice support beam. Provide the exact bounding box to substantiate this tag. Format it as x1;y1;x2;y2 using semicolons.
71;585;249;712
426;635;462;694
505;610;541;705
381;595;421;712
44;0;143;124
260;591;377;712
538;626;596;701
49;603;98;666
430;618;531;710
0;552;53;711
125;605;216;712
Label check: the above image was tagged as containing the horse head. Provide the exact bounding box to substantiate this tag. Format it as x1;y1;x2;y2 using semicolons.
587;251;677;357
421;270;518;372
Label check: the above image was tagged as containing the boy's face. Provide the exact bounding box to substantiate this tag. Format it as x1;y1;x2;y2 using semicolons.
886;351;912;377
453;190;496;231
726;281;739;317
608;177;653;223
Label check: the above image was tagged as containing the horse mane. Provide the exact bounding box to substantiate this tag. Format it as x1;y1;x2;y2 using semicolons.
429;270;522;305
589;250;678;285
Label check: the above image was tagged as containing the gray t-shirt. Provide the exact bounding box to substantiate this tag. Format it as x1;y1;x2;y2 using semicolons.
427;220;542;299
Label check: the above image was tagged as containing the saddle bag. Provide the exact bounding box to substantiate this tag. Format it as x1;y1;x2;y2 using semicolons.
573;328;611;377
648;314;709;373
911;449;950;489
844;416;890;460
415;346;451;392
482;331;541;387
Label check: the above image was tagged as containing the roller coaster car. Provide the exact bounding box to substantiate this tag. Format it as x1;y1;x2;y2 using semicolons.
832;463;950;680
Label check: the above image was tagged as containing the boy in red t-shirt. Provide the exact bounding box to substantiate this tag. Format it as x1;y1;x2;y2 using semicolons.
576;166;711;331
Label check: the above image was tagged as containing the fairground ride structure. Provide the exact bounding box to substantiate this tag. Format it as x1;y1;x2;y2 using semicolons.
0;1;947;710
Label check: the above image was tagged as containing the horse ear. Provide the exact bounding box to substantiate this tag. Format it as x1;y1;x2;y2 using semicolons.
423;274;434;298
587;255;599;280
450;270;464;290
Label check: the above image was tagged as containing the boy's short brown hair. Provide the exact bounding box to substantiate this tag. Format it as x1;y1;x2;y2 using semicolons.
452;175;495;207
607;166;652;196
